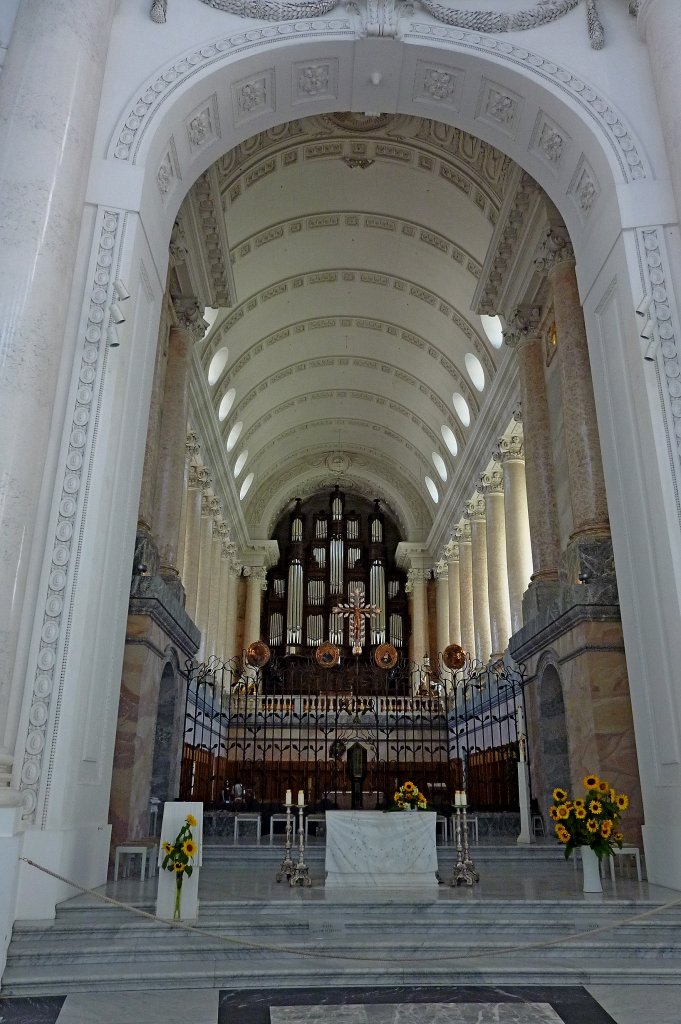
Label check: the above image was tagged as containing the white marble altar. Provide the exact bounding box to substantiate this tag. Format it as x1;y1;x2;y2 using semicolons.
324;811;438;890
270;1006;563;1024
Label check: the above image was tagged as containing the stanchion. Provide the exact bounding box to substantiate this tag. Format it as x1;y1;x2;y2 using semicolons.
449;793;480;887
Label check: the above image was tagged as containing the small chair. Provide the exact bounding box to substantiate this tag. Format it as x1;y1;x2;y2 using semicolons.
609;846;643;882
234;812;261;844
532;814;546;838
269;813;289;844
304;813;326;841
466;815;479;845
114;845;149;881
435;814;448;844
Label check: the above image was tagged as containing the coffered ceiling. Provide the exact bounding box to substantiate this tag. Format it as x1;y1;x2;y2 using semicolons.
176;112;516;543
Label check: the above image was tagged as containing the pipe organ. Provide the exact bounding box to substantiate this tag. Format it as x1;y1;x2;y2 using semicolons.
265;488;409;658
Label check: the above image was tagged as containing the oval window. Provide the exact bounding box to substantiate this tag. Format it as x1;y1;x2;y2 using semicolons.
218;388;236;421
425;476;439;504
208;346;229;386
452;393;471;427
480;315;503;349
226;421;243;452
441;424;458;456
233;450;248;479
432;453;447;482
465;352;485;392
240;472;254;500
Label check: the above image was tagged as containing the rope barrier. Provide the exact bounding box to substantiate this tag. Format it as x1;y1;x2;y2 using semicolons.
19;856;681;966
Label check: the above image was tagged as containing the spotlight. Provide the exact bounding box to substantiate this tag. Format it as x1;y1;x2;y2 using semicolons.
644;337;659;362
107;324;120;348
113;279;130;301
636;294;652;318
639;317;654;341
110;303;126;324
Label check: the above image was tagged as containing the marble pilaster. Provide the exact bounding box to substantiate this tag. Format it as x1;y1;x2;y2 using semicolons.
176;433;200;582
456;525;475;659
538;229;610;539
480;472;512;658
434;562;450;659
155;312;203;583
494;434;533;635
467;500;492;664
445;541;461;647
638;0;681;225
206;527;224;662
195;495;217;662
217;546;231;663
137;303;171;533
182;465;209;622
505;309;561;586
0;0;117;790
243;567;267;649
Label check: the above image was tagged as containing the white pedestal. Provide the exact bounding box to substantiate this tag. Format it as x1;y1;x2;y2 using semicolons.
325;811;439;890
516;761;534;845
156;802;203;921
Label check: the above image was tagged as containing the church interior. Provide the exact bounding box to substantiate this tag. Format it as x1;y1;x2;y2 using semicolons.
3;0;681;1022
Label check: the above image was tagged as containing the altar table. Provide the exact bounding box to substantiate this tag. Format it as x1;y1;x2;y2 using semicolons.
324;810;439;890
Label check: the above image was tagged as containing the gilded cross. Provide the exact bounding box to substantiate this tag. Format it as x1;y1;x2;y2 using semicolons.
332;586;381;654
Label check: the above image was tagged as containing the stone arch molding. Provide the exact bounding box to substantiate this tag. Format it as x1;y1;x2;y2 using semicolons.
16;22;668;826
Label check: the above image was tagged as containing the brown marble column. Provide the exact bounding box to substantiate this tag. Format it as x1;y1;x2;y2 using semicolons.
137;303;171;534
505;308;561;582
456;525;475;659
445;540;461;646
155;305;204;582
480;472;512;658
494;432;533;635
538;228;610;539
467;499;492;664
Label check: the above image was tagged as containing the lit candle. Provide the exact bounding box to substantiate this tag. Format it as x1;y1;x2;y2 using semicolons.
298;790;305;807
285;789;292;806
461;790;468;807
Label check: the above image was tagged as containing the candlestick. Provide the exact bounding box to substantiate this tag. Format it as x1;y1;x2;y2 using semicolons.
285;789;292;806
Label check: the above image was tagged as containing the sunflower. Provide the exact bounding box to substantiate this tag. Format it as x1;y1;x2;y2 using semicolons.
403;782;416;795
549;806;559;821
614;831;624;842
575;807;586;819
417;794;427;806
182;839;197;858
601;820;613;839
162;841;173;855
556;826;570;843
573;798;585;810
610;788;617;803
557;804;570;820
552;787;568;802
393;791;401;803
173;861;185;873
586;819;599;833
598;780;610;793
616;794;629;811
186;814;197;828
589;800;602;815
583;774;599;790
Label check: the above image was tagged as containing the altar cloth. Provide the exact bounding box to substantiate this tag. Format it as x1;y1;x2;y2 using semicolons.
324;810;439;890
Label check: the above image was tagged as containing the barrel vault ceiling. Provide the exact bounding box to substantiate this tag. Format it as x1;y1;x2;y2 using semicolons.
174;113;516;545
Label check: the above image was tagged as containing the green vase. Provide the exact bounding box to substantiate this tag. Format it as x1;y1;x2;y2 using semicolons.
173;878;182;920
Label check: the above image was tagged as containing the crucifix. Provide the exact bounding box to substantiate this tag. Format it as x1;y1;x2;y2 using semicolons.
332;586;381;654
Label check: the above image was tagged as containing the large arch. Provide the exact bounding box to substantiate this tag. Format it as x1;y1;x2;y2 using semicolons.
12;8;681;925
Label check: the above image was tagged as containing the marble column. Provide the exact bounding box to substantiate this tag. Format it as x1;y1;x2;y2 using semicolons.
176;432;200;582
434;562;450;660
467;499;492;664
155;308;204;583
407;568;429;689
243;567;267;649
0;0;117;790
494;433;533;635
456;525;476;659
538;228;610;539
206;522;225;661
505;308;561;582
445;541;461;646
480;472;512;658
182;465;209;623
224;562;241;663
217;543;232;663
638;0;681;225
195;496;218;661
138;303;171;534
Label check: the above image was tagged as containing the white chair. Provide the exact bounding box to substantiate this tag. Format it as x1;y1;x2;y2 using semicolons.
234;812;261;843
466;816;479;845
435;814;448;843
304;813;326;841
532;814;545;837
269;813;289;844
609;846;643;882
114;845;149;881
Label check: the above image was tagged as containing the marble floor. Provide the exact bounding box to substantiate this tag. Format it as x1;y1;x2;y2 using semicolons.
4;985;681;1024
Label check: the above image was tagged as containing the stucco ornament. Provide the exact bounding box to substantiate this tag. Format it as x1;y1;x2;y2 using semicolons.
194;0;605;47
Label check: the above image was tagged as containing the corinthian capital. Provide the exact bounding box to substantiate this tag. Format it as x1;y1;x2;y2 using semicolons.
494;434;525;463
504;306;543;349
534;225;575;274
408;567;430;587
186;430;201;460
464;497;486;521
455;523;471;543
196;465;212;492
434;560;448;581
479;470;504;495
445;539;459;562
172;298;207;341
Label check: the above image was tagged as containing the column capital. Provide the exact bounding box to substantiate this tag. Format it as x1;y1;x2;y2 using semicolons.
455;523;472;543
407;567;430;587
214;520;230;542
464;498;486;522
434;559;448;581
208;496;222;522
186;430;201;460
504;305;543;348
479;470;505;495
494;434;525;463
245;565;268;590
188;463;210;489
445;539;459;562
534;225;575;274
172;298;207;341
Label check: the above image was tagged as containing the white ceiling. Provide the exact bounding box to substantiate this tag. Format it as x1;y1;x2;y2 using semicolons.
189;113;513;541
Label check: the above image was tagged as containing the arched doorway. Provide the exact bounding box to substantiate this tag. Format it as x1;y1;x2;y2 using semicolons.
538;663;570;816
12;20;681;922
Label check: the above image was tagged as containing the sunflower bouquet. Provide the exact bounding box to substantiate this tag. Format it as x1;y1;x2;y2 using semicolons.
390;781;428;811
161;814;198;919
550;774;628;860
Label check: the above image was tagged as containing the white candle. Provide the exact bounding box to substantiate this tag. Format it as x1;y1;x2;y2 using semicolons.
285;789;292;806
297;790;305;807
461;790;468;807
